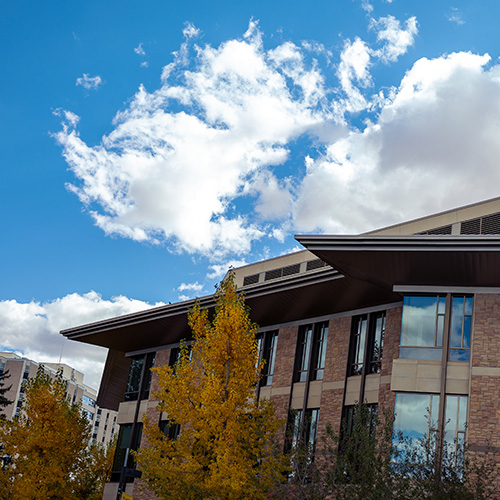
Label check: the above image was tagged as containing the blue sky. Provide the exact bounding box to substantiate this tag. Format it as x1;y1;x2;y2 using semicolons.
2;0;500;388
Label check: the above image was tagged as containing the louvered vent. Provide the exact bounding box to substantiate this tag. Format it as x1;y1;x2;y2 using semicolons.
282;264;300;276
306;259;327;271
481;212;500;234
460;212;500;235
243;274;259;286
460;218;481;234
265;268;282;281
428;225;452;235
264;263;301;281
420;225;452;235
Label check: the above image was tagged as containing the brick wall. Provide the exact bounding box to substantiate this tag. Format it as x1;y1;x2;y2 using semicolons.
273;325;297;388
468;295;500;453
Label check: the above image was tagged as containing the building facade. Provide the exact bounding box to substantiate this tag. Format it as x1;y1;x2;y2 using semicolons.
0;352;117;448
61;196;500;499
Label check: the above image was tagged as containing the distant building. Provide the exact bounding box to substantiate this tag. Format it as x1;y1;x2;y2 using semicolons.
0;352;117;447
62;196;500;499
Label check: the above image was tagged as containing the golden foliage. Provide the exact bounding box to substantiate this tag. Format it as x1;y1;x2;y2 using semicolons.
0;366;111;500
137;273;286;500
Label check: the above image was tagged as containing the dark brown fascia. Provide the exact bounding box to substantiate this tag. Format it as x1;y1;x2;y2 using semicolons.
60;266;348;352
295;234;500;289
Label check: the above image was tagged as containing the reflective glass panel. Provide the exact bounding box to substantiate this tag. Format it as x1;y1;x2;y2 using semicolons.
401;296;442;347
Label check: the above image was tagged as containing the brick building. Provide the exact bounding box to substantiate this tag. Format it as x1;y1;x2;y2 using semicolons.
62;196;500;499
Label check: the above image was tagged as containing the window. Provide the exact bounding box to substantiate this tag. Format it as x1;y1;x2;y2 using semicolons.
349;312;385;376
393;393;440;463
124;353;155;401
286;408;320;452
400;295;473;361
82;395;96;407
160;420;181;440
311;323;328;380
125;356;144;401
444;395;467;466
111;423;143;480
400;296;445;360
342;403;378;437
257;330;278;386
294;322;329;382
449;297;472;361
295;325;313;382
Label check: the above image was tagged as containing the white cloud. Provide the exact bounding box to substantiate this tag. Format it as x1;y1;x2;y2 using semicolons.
337;37;372;113
134;43;146;56
294;52;500;233
177;282;204;293
183;21;200;39
56;21;334;258
76;74;103;90
370;15;418;63
141;61;149;68
59;19;500;261
206;260;249;280
0;292;163;389
360;0;373;13
448;8;465;26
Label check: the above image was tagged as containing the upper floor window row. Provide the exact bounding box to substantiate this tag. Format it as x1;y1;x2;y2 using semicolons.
400;295;472;362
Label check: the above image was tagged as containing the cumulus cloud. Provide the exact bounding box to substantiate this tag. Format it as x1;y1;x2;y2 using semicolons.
76;74;103;90
58;17;500;261
0;292;163;389
56;21;334;258
294;52;500;233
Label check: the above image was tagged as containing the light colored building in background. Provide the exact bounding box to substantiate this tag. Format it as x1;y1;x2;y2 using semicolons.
0;352;116;447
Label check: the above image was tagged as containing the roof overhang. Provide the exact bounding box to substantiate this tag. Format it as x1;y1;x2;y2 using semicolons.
295;235;500;290
61;266;400;352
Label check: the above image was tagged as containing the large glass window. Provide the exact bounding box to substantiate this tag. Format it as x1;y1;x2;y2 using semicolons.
258;330;278;386
400;295;473;361
349;312;385;376
393;393;440;463
400;296;445;360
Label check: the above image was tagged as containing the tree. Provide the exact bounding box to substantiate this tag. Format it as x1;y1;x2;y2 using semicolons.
0;366;91;500
273;403;499;500
73;436;118;500
137;273;287;500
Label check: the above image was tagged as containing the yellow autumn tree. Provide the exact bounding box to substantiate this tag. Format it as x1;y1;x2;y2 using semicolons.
137;273;286;500
0;366;92;500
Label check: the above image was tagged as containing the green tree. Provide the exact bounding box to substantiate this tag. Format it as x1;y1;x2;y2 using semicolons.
137;273;287;500
0;366;91;500
273;403;499;500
